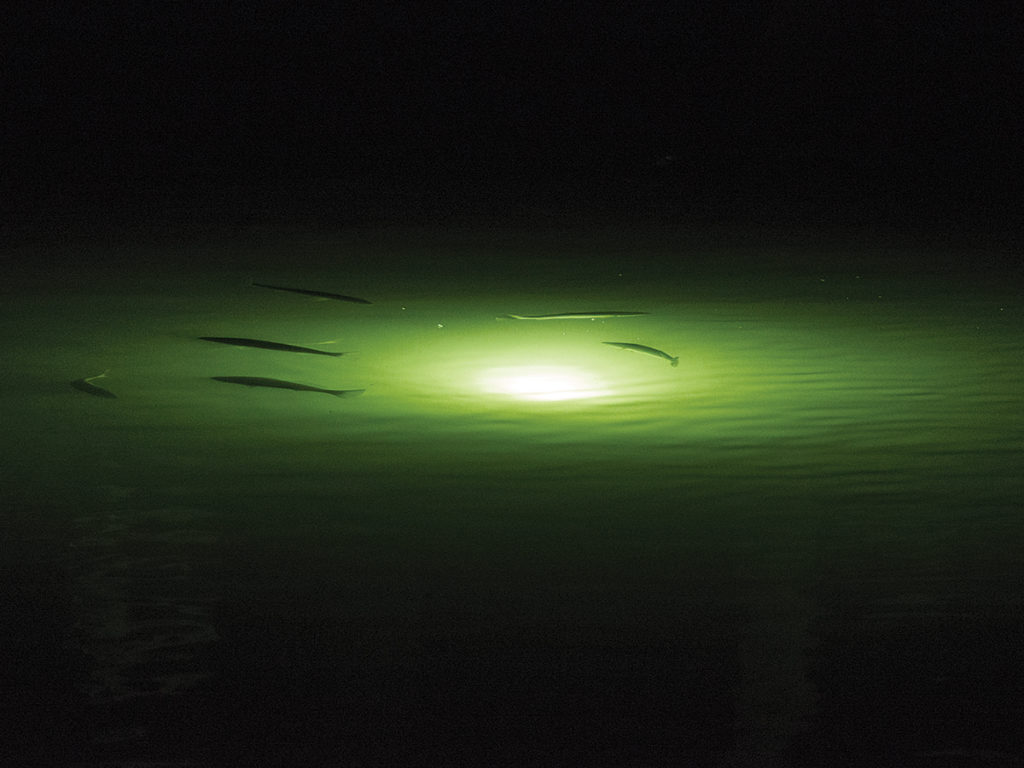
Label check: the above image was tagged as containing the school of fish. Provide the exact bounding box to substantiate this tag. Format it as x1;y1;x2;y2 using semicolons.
71;281;678;400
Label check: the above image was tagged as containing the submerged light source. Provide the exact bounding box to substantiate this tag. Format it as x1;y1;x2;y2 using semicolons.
477;366;612;402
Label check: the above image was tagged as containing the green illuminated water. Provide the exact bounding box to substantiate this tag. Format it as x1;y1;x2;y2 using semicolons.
2;228;1022;766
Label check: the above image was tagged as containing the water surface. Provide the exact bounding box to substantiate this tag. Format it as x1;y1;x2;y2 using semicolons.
2;227;1022;766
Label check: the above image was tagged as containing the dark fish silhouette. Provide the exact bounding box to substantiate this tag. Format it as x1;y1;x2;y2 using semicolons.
498;311;648;320
252;282;371;304
199;336;343;357
211;376;364;397
602;341;679;367
71;372;116;398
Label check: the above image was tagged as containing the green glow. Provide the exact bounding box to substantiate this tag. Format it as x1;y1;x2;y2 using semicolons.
359;318;692;414
477;365;612;401
5;234;1022;768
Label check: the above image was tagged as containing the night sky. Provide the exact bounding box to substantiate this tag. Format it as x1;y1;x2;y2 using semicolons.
4;1;1023;237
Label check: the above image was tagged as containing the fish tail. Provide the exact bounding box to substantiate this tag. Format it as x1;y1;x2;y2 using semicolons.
327;388;365;397
72;376;117;398
670;357;679;367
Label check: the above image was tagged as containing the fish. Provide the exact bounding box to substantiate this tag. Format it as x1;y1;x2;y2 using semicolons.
211;376;365;397
252;282;371;304
71;372;117;398
199;336;344;357
497;311;648;320
602;341;679;367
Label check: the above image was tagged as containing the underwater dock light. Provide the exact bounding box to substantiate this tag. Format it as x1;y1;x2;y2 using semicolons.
477;365;612;402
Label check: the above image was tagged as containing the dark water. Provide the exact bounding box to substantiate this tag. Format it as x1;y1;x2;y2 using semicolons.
2;227;1023;767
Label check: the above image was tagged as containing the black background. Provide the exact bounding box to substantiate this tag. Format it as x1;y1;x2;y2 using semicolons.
4;1;1023;238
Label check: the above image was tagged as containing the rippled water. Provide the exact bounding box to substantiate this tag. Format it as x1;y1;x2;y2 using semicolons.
3;228;1023;766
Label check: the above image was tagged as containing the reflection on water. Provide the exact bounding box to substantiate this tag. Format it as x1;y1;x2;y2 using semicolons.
2;231;1022;765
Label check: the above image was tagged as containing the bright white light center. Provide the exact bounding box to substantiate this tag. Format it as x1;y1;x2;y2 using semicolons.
478;366;611;402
